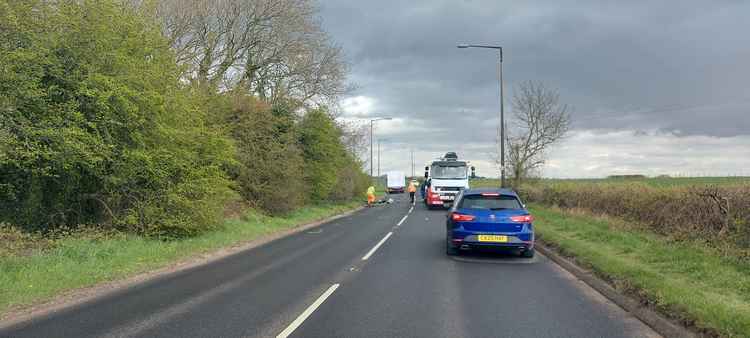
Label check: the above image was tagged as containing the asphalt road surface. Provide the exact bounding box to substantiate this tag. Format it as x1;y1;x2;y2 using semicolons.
1;194;659;338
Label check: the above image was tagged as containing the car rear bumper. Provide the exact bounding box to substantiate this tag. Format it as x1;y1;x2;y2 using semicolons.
426;194;457;207
448;231;534;250
426;199;445;206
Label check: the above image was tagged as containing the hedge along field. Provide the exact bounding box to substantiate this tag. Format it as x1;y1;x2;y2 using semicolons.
518;179;750;259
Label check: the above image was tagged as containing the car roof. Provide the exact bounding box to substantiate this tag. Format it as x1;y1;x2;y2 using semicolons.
462;187;518;197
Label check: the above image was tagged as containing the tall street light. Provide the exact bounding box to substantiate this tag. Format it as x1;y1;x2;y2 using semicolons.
457;43;506;188
370;117;392;178
377;138;385;177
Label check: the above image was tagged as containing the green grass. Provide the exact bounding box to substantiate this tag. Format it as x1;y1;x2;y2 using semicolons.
531;204;750;337
0;201;360;316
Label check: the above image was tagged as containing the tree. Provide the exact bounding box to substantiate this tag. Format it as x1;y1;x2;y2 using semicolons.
0;0;235;236
151;0;349;106
221;94;305;214
296;108;367;202
298;109;347;201
502;81;571;186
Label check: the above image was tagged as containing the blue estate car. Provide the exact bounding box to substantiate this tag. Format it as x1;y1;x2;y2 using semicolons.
445;188;535;257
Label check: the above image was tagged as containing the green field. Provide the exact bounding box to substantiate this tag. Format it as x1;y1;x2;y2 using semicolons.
0;202;360;316
471;176;750;188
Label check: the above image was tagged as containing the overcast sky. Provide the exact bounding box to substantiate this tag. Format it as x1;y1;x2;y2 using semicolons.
319;0;750;178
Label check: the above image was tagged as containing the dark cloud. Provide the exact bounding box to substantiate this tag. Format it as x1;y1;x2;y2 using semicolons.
319;0;750;176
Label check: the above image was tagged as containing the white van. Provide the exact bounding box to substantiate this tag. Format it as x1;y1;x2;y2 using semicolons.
385;171;406;193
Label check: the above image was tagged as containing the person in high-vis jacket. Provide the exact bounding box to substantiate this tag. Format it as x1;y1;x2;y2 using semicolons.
407;181;417;204
366;185;376;207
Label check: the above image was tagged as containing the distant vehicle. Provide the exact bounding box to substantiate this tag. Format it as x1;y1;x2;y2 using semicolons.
424;152;474;208
445;188;535;257
386;171;406;193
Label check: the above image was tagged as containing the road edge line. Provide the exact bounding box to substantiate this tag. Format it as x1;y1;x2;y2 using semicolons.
0;206;365;330
536;243;697;338
276;284;340;338
361;232;393;260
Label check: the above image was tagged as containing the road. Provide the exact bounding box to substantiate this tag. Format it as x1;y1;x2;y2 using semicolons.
1;194;659;338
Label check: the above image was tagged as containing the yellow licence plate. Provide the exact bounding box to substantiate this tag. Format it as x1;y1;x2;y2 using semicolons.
477;235;508;243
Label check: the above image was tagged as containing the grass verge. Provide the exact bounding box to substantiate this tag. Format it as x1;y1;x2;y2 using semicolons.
530;204;750;337
0;201;360;317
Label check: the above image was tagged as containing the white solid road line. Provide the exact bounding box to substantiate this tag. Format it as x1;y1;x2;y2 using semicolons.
361;232;393;260
278;204;411;336
276;284;340;338
397;214;409;226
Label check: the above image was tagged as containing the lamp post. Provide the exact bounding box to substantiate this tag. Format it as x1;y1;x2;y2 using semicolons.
377;139;382;177
411;149;415;179
457;43;506;188
370;117;392;178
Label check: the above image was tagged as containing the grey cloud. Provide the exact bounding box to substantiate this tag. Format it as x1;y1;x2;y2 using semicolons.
319;0;750;176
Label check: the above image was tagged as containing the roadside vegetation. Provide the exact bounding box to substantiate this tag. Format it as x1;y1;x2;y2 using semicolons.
476;177;750;253
0;202;358;316
520;179;750;259
474;176;750;335
0;0;370;314
531;205;750;337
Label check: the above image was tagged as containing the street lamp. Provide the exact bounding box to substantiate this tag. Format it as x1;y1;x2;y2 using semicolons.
370;117;392;178
377;138;386;177
457;43;506;188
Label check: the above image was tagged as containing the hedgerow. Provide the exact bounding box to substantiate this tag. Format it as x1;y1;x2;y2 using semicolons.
0;0;238;237
520;182;750;256
0;0;368;237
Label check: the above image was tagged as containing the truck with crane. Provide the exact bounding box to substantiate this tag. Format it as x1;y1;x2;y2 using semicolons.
423;152;474;209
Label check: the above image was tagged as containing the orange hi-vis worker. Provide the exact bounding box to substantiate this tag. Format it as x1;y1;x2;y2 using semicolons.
407;181;417;203
367;185;376;207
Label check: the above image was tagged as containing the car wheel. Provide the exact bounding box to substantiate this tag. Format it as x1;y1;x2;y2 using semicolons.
446;237;458;256
521;248;535;258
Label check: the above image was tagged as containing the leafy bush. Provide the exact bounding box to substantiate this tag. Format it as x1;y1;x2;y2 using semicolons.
0;0;235;237
220;94;306;215
298;109;368;202
298;109;345;201
328;154;370;202
1;0;368;238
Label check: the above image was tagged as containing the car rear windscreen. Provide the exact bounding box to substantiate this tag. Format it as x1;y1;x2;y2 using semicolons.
459;194;522;210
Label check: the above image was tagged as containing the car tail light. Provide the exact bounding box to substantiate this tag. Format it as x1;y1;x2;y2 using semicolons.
451;213;475;222
480;193;500;196
510;215;533;223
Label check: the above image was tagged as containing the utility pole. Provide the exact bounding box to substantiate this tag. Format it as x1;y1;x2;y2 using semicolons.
369;117;392;178
499;48;505;188
377;139;381;177
457;43;506;188
411;149;415;179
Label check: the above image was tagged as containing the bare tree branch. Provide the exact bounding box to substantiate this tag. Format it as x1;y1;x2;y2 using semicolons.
146;0;349;107
500;81;571;186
